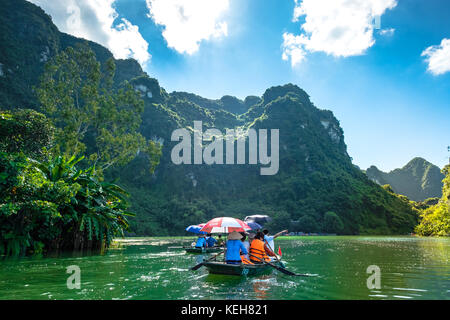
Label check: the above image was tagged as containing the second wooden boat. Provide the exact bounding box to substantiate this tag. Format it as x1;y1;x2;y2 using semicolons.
184;246;223;254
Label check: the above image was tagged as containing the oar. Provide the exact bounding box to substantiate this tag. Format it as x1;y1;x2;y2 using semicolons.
248;253;309;277
191;250;225;271
265;241;286;268
264;239;282;264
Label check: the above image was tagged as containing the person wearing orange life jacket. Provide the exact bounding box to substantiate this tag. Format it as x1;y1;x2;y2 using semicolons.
249;232;272;263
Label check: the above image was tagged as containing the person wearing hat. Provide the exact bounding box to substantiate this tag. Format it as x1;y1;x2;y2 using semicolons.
194;234;207;249
225;231;248;264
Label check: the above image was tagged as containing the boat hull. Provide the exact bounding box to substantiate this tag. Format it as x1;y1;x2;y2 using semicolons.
203;261;280;276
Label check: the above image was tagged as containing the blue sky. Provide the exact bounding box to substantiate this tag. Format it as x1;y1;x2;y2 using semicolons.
29;0;450;171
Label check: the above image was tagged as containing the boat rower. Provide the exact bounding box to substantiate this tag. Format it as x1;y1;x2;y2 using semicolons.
225;231;248;264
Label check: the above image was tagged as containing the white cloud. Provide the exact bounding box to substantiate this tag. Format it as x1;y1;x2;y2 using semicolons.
282;33;307;67
145;0;229;54
421;38;450;76
28;0;150;65
283;0;397;67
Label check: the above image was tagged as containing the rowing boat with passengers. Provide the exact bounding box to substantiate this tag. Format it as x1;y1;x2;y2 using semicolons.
188;217;309;277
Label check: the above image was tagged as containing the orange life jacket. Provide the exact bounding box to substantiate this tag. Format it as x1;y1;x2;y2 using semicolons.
240;255;253;265
249;239;270;263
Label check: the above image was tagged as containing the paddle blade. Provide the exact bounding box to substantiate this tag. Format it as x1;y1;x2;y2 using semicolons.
278;246;282;257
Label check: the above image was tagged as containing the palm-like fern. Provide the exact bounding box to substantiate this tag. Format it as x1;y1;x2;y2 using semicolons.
0;153;134;255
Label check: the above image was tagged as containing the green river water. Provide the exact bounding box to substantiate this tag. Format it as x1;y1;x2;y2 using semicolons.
0;236;448;300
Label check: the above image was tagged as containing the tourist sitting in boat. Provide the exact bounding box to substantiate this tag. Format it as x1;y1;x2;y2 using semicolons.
225;231;248;265
195;235;207;249
240;233;253;264
241;233;250;259
206;234;218;247
263;229;288;254
249;232;272;263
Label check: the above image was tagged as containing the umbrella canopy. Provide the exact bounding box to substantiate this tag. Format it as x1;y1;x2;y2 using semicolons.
200;217;251;233
244;215;272;226
246;221;262;231
185;223;207;235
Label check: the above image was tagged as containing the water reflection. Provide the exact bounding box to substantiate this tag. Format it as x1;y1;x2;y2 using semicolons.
252;276;272;299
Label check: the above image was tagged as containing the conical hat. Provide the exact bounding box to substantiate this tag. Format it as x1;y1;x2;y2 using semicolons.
228;231;243;240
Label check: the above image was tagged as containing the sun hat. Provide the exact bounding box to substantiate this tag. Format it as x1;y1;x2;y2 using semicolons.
228;231;243;240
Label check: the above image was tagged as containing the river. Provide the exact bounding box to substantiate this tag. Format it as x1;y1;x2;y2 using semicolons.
0;236;448;299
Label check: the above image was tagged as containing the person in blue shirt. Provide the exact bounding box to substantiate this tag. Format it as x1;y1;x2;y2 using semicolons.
225;231;248;264
206;234;217;247
195;235;207;249
262;229;288;254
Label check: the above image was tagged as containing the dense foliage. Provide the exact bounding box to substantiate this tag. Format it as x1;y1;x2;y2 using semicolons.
36;44;161;173
0;109;54;158
0;151;133;256
415;165;450;236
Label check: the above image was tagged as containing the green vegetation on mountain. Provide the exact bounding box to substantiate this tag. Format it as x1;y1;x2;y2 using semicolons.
0;0;431;250
36;43;161;173
415;165;450;236
119;82;419;236
366;158;444;201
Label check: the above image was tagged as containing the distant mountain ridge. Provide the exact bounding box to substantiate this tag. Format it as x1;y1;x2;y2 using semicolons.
366;158;444;201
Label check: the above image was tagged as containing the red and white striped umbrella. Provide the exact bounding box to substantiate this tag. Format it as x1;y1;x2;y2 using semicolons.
200;217;251;233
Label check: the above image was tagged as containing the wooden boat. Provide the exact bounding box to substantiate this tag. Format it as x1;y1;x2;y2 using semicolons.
184;246;223;254
203;261;281;276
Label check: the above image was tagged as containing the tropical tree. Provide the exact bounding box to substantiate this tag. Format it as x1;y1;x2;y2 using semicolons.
36;43;161;172
0;109;54;159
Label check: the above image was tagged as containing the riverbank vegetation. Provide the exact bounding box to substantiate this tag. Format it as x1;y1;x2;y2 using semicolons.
0;45;161;256
415;165;450;236
0;151;133;255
